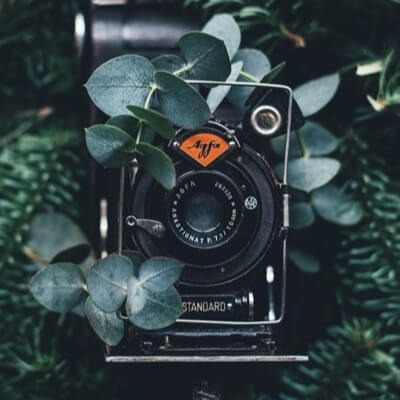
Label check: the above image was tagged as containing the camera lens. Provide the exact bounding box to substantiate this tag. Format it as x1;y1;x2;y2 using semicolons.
183;192;224;234
250;105;282;136
168;171;244;249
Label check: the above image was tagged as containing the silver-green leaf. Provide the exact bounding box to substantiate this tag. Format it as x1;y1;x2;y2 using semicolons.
87;254;134;313
85;297;124;346
127;286;182;330
202;14;241;60
137;257;184;293
271;121;338;158
228;48;271;108
291;202;315;229
178;32;231;81
288;248;320;274
294;73;340;117
85;124;135;168
85;55;155;116
136;142;176;190
29;263;85;313
127;105;175;140
311;184;363;225
155;71;211;129
275;157;341;193
207;61;243;112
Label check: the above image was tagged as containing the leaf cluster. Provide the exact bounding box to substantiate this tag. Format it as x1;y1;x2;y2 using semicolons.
84;14;278;189
27;213;184;345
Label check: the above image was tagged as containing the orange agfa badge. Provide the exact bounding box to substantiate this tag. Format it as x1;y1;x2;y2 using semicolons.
180;133;230;167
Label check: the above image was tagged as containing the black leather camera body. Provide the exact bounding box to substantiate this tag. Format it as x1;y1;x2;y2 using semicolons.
81;0;307;363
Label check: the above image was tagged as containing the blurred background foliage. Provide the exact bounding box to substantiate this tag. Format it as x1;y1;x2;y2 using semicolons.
0;0;399;398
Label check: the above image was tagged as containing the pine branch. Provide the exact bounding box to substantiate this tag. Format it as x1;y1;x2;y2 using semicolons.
335;131;400;327
279;319;400;400
0;129;84;270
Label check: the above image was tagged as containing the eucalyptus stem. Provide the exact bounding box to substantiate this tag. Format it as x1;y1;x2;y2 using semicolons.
295;130;309;158
173;64;192;77
135;86;156;145
239;70;259;83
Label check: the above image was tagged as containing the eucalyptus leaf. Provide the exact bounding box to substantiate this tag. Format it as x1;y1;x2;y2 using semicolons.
127;286;182;330
29;263;85;313
288;248;320;274
152;55;186;73
245;61;286;107
87;254;134;313
311;184;363;225
85;55;155;116
178;32;231;81
155;71;210;129
294;73;340;117
228;48;271;108
85;124;135;168
137;257;184;292
106;115;138;136
122;251;144;276
202;14;241;60
275;157;341;193
85;297;124;346
136;142;176;190
291;202;315;229
51;243;91;264
26;213;88;263
127;105;175;140
271;121;338;158
71;294;87;317
207;61;243;112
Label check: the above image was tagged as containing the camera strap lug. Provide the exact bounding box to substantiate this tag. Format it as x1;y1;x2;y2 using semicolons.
125;215;166;239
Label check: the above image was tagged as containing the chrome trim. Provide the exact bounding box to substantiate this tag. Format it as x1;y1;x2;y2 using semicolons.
250;105;282;136
105;354;309;363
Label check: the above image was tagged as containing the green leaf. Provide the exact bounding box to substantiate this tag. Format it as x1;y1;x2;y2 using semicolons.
228;48;271;108
29;263;85;313
275;157;341;193
136;142;176;190
71;294;87;317
127;105;175;140
85;55;155;116
202;14;241;60
152;55;186;73
291;202;315;229
26;213;89;263
85;297;124;346
127;286;182;330
178;32;231;80
85;124;135;168
155;71;211;129
311;184;363;225
122;251;144;276
271;121;338;158
106;115;138;136
87;254;134;313
51;243;91;264
137;257;183;292
294;73;340;117
125;257;184;329
245;61;286;107
207;61;243;112
288;248;320;274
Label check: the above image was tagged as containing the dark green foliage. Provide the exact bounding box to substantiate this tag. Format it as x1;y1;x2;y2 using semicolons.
280;320;400;400
0;0;79;113
336;132;400;327
0;129;84;270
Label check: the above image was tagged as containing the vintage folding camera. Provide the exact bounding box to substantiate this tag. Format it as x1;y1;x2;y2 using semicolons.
81;0;308;363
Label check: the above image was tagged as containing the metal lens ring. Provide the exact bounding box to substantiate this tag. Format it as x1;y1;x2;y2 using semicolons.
250;105;282;136
168;170;244;249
